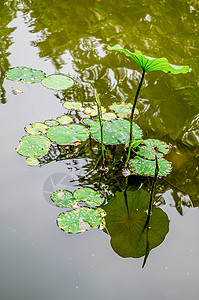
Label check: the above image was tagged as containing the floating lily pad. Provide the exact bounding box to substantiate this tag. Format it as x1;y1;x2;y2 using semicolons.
136;139;171;160
44;119;59;126
46;124;89;145
109;102;139;118
73;188;105;207
104;190;169;258
57;207;103;233
84;119;142;145
107;45;191;74
42;74;74;90
16;135;51;157
63;101;83;110
51;190;76;207
129;156;172;177
26;157;40;166
101;112;117;120
25;122;49;135
6;67;45;83
84;105;106;116
56;115;73;125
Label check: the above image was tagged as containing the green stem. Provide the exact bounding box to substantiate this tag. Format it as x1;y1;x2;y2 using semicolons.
95;89;105;170
124;69;145;168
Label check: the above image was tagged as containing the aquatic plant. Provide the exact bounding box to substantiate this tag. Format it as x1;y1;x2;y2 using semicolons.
51;188;106;234
107;45;191;169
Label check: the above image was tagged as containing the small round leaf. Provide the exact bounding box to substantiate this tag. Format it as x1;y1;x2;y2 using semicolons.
6;67;45;83
73;188;105;207
51;190;76;207
16;135;51;157
42;74;74;90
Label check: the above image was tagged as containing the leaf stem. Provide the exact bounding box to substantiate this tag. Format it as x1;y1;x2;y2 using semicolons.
95;89;105;170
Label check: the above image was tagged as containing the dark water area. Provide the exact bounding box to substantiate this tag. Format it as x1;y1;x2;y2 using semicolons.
0;0;199;299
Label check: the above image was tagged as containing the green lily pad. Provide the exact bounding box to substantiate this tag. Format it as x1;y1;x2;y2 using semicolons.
16;135;51;157
57;207;103;233
46;124;89;145
73;188;105;207
104;190;169;258
84;105;106;116
107;45;191;74
63;101;83;110
51;190;76;208
129;156;172;177
6;67;45;83
42;74;74;90
84;119;142;145
25;122;49;135
101;112;117;121
136;139;171;160
56;115;73;125
44;119;59;126
109;102;139;118
26;157;40;166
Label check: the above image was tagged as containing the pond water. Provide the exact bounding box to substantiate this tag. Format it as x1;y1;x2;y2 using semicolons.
0;0;199;299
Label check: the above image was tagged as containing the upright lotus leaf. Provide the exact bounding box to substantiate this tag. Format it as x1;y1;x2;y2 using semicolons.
42;74;74;90
63;101;83;110
44;119;59;126
6;67;45;83
51;190;76;208
56;115;73;125
84;119;142;145
46;124;89;145
73;188;105;207
136;139;171;160
57;207;103;233
84;105;106;116
26;157;40;166
104;190;169;258
107;45;191;74
110;102;139;119
129;156;172;177
16;135;51;157
25;122;49;135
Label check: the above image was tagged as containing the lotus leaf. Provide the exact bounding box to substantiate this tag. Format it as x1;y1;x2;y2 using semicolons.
84;119;142;145
57;207;102;233
46;124;89;145
136;139;171;160
6;67;45;83
110;102;139;118
104;190;169;258
63;101;83;110
107;45;191;74
129;156;172;177
16;135;51;157
42;74;74;90
44;119;59;126
51;190;76;208
25;122;49;135
26;157;40;166
73;188;105;207
56;115;73;125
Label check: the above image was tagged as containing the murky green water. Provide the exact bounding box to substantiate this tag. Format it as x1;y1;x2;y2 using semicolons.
0;0;199;299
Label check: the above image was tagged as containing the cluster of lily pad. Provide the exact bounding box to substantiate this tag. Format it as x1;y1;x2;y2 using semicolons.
6;66;74;90
51;187;106;233
16;97;172;176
